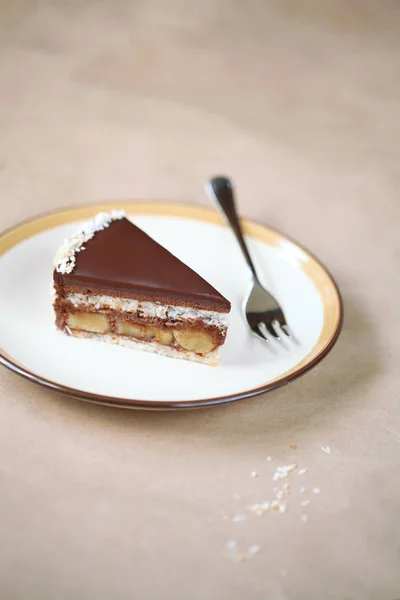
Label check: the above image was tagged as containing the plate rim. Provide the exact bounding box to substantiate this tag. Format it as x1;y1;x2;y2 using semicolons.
0;200;343;410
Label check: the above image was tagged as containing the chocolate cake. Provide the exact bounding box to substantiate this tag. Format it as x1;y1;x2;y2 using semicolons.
52;210;231;365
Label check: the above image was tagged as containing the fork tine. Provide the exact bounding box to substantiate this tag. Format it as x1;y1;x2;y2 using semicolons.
254;323;269;342
248;322;267;342
265;322;281;340
257;323;279;353
281;324;299;344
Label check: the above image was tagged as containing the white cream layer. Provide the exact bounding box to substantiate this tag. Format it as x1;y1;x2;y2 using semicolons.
66;293;229;328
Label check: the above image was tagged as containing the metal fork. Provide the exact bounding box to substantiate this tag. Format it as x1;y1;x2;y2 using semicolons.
206;176;295;345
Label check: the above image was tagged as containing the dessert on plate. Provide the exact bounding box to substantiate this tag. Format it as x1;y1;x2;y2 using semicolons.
52;210;230;365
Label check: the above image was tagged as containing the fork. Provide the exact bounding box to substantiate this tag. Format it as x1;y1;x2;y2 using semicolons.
206;176;295;345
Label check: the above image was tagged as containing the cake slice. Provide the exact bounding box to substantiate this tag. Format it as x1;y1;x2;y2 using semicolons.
52;210;230;365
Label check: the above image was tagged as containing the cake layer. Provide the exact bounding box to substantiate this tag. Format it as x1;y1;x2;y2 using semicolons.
70;331;220;366
54;288;227;360
54;291;227;338
63;292;229;328
61;308;224;353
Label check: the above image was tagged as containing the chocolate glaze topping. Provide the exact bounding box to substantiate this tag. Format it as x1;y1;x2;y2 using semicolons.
54;218;231;311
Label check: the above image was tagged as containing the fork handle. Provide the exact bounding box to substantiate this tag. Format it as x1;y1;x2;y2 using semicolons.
206;176;259;281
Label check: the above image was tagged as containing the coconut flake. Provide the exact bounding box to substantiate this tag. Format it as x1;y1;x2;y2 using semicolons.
233;513;247;523
273;464;297;481
54;209;126;274
247;502;270;516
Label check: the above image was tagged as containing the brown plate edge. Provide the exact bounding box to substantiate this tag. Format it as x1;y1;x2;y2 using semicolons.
0;200;344;410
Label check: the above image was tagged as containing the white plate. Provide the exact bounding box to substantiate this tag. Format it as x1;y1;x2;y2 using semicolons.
0;202;342;409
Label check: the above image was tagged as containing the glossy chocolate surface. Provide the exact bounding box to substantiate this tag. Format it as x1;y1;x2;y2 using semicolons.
54;218;230;311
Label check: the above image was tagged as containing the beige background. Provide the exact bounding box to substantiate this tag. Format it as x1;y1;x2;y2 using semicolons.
0;1;399;599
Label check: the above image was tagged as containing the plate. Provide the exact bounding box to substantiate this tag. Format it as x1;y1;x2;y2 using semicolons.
0;202;342;409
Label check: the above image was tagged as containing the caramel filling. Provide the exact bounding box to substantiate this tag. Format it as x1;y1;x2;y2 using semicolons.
67;313;109;333
173;330;215;354
117;322;173;346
